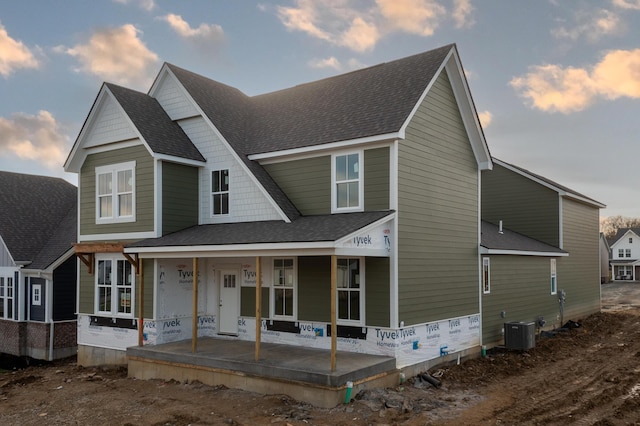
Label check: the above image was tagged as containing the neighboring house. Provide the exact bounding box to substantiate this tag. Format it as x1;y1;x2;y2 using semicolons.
600;232;611;283
608;228;640;281
0;171;77;361
65;44;493;370
481;159;604;347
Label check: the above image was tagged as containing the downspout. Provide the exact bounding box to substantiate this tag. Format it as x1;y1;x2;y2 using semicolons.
46;277;54;361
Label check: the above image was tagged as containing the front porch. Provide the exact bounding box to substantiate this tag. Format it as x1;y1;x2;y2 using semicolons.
127;337;399;408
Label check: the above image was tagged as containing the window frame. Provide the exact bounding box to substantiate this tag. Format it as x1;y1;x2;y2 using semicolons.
271;258;297;320
336;257;365;325
95;255;135;318
550;259;557;295
32;284;41;306
211;169;230;216
331;151;364;213
482;257;490;294
0;276;13;320
619;249;625;258
626;249;632;258
95;161;136;224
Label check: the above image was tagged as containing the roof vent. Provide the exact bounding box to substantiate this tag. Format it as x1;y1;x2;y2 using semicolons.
498;220;504;234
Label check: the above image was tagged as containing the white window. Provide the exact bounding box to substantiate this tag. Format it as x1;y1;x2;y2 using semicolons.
95;161;136;224
550;259;557;295
273;258;296;318
482;258;490;294
211;169;229;216
337;258;363;323
32;284;41;306
630;237;633;244
0;277;13;320
626;249;632;258
619;249;625;258
332;152;363;212
96;257;134;317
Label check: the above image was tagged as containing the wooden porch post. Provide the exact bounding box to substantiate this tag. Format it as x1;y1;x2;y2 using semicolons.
331;254;337;372
192;257;199;353
255;256;261;361
138;258;144;346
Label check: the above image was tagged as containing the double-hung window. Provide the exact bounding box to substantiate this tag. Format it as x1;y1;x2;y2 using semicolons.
626;249;632;258
482;258;490;294
337;258;363;323
273;258;295;318
0;277;13;319
619;249;625;258
332;152;362;212
550;259;557;295
96;257;134;317
211;169;229;216
95;161;136;223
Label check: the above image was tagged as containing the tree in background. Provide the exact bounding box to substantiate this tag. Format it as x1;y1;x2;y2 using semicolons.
601;216;640;239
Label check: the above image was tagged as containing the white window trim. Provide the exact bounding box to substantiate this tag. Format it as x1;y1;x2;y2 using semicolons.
271;258;297;320
0;276;13;320
94;254;135;318
32;284;41;306
336;257;365;326
331;151;364;213
550;259;557;295
95;161;136;224
482;257;490;294
210;169;230;217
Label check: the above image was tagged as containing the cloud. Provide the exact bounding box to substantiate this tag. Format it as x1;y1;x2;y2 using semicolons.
510;48;640;113
0;111;69;170
0;22;40;77
59;24;158;88
275;0;455;52
112;0;155;11
551;9;621;41
376;0;445;36
612;0;640;10
308;56;342;70
452;0;475;28
161;14;225;50
478;110;492;128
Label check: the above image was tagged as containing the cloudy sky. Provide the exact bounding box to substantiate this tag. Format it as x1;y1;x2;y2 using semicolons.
1;0;639;217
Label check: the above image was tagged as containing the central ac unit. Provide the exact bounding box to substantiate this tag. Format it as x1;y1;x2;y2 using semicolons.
504;321;535;350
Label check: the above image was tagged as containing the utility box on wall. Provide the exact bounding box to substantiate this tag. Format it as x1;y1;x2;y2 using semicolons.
504;322;536;350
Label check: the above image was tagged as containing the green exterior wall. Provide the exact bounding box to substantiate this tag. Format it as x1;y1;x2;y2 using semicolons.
80;144;155;236
364;147;390;211
264;147;390;215
365;257;390;327
482;164;560;247
79;265;94;314
558;198;601;320
397;70;480;325
481;255;558;346
240;287;269;318
264;156;331;215
161;161;199;235
297;256;331;322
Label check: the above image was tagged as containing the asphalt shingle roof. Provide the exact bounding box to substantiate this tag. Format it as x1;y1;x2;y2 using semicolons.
106;83;205;163
127;210;393;248
0;171;76;267
481;221;566;254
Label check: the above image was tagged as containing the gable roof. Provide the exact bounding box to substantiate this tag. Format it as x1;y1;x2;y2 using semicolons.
493;158;605;208
481;221;567;256
609;228;640;247
0;171;77;267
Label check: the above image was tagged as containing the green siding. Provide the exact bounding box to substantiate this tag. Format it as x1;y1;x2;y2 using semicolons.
141;259;154;318
364;147;390;211
397;70;479;325
558;199;601;320
80;144;154;236
240;287;269;318
264;156;331;215
79;266;94;314
162;162;199;235
298;256;331;322
482;164;560;246
365;257;390;327
482;256;558;346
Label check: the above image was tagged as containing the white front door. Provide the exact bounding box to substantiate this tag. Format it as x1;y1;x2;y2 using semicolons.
219;270;239;335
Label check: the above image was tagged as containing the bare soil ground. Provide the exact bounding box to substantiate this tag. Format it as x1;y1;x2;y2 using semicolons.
2;282;640;425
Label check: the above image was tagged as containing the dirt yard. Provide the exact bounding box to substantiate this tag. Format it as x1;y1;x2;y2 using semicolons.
2;282;640;425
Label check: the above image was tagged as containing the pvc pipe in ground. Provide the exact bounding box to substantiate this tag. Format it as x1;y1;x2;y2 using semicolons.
344;381;353;403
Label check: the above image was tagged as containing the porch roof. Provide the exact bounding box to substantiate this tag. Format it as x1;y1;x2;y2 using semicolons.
126;210;394;253
610;259;639;264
